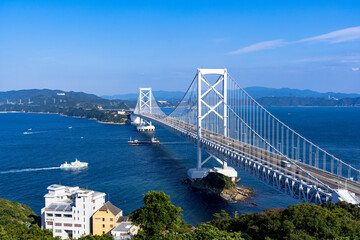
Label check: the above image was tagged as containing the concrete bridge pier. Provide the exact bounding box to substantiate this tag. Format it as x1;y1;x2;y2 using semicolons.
187;152;238;181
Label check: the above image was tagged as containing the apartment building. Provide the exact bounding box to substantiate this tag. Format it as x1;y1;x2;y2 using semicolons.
41;184;106;239
92;201;123;235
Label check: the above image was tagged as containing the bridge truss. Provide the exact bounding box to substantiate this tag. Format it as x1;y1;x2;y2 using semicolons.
133;69;360;204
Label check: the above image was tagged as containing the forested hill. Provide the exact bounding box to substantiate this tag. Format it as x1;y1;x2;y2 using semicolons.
0;89;132;124
257;96;360;107
0;89;129;109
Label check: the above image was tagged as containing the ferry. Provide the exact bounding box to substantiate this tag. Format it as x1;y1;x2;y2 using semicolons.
60;158;88;169
128;137;160;145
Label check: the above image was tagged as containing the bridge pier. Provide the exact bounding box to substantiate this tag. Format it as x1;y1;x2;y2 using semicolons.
130;114;141;126
187;151;237;181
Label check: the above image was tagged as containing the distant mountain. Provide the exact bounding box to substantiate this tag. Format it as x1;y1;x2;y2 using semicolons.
103;87;360;101
102;91;186;101
257;96;360;107
0;89;131;124
244;87;360;100
0;89;129;109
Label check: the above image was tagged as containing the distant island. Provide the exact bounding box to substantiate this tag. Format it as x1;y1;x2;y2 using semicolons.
0;89;133;124
257;96;360;107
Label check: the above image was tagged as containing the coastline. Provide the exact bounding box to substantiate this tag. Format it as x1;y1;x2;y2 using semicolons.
0;111;129;125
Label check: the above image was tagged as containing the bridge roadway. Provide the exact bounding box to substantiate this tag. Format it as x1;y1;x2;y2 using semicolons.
137;113;360;198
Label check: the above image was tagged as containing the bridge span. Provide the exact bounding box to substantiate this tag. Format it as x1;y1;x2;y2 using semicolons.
132;68;360;205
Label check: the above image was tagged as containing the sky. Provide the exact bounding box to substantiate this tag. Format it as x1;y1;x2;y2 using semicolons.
0;0;359;95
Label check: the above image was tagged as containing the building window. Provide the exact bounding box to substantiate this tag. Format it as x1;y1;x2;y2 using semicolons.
93;206;95;210
102;218;105;221
103;224;105;228
64;214;72;218
64;223;72;227
55;229;61;233
55;214;61;217
110;218;113;221
47;222;53;225
55;223;62;226
74;224;81;227
46;213;53;217
83;198;85;202
103;231;105;234
110;224;113;228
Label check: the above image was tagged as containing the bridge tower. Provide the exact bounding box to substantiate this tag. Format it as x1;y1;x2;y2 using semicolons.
135;88;155;132
187;68;237;180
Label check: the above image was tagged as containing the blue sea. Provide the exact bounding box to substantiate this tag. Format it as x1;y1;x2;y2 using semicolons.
0;107;359;225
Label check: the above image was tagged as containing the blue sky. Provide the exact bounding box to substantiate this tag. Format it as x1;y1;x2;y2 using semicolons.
0;0;359;95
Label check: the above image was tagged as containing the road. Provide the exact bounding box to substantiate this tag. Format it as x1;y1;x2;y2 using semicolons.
139;113;360;197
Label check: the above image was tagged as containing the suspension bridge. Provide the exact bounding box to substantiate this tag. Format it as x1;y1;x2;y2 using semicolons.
131;68;360;205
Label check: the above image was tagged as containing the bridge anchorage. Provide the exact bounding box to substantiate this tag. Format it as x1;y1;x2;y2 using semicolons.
132;68;360;205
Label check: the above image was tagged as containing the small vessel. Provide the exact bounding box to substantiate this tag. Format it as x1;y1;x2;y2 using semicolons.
128;137;160;145
68;126;72;129
60;158;88;169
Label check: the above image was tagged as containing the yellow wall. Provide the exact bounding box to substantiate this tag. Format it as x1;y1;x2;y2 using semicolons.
92;210;118;235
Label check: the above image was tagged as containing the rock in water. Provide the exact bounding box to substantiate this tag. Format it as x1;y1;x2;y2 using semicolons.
190;172;254;202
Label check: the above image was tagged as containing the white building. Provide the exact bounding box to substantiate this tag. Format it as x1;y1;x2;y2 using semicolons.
41;184;106;239
111;221;138;240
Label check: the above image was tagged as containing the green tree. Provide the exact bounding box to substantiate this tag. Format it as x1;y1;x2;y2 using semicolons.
168;223;245;240
130;191;190;239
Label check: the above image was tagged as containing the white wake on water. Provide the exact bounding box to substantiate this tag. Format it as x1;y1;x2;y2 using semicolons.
0;167;60;174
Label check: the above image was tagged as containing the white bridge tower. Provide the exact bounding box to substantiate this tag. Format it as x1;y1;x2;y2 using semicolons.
187;68;237;180
135;88;155;132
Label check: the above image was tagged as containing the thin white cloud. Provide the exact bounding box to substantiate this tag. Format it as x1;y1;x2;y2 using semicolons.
294;55;360;63
352;67;359;71
301;26;360;43
229;39;285;55
229;26;360;55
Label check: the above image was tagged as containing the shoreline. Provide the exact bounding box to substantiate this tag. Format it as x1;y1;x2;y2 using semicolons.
0;111;129;125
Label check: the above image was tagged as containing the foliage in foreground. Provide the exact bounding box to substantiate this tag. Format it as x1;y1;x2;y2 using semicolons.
129;191;191;239
2;192;360;240
209;202;360;240
130;192;360;240
0;198;56;239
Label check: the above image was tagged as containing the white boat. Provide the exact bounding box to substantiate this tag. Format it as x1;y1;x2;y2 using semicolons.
60;158;88;169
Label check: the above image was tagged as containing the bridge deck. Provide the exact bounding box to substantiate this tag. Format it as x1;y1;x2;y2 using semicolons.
138;113;360;198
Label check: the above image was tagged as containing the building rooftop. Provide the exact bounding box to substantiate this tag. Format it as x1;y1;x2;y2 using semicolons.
44;185;105;198
117;216;129;223
98;201;122;216
112;222;134;233
46;202;73;212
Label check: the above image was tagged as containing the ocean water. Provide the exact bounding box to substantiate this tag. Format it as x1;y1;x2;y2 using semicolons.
0;108;359;225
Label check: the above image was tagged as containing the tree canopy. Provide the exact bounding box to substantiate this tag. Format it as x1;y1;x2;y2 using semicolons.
129;191;190;239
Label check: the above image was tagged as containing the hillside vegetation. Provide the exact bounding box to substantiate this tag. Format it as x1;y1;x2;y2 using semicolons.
0;89;131;124
0;198;55;239
130;191;360;240
1;194;360;239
